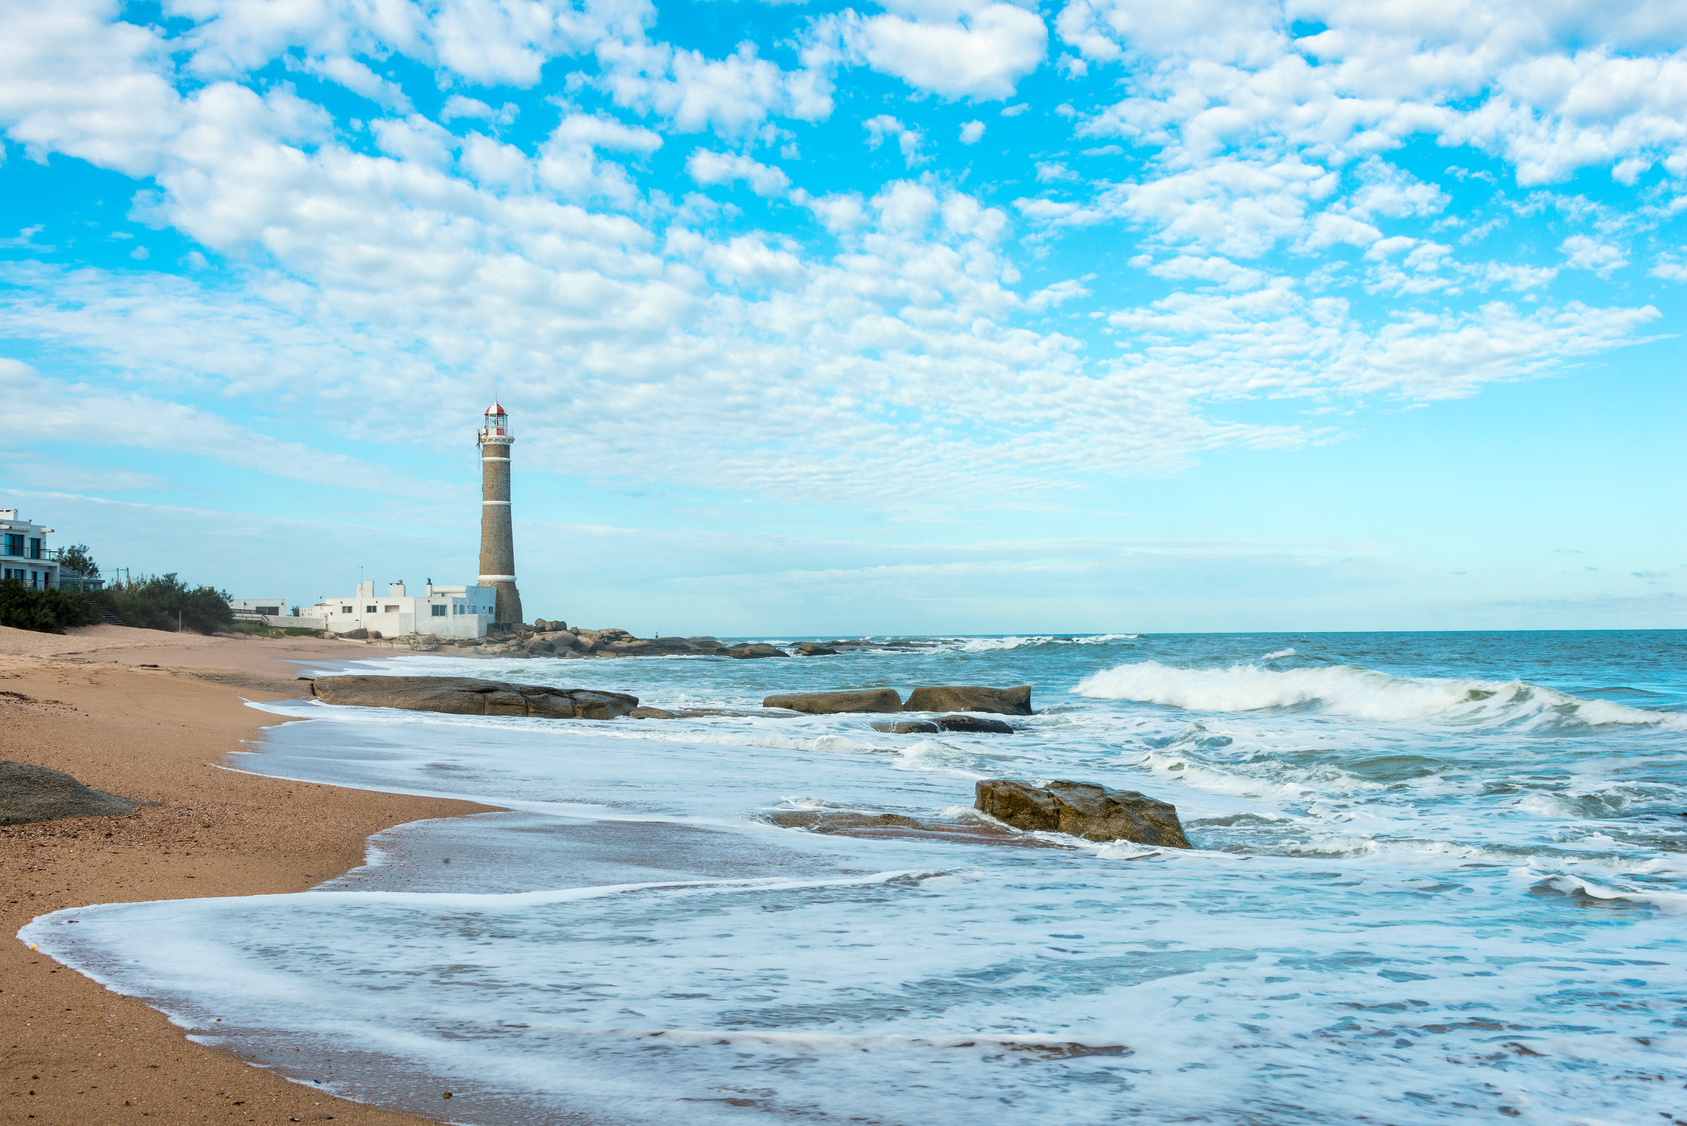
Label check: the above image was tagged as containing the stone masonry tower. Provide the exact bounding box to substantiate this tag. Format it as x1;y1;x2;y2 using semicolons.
477;402;523;627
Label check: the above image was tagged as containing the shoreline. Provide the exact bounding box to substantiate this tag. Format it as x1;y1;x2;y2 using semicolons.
1;624;498;1125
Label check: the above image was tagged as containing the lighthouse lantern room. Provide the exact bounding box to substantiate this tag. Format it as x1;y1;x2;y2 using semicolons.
479;402;512;443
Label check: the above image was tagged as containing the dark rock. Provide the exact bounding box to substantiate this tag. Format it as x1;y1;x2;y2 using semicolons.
551;631;578;649
767;809;935;833
630;705;678;719
369;631;383;640
728;643;787;659
870;720;941;734
1;760;140;826
310;675;639;720
905;685;1032;715
795;642;838;656
605;636;702;656
937;714;1015;734
526;638;556;654
974;779;1191;847
763;688;903;714
343;628;369;639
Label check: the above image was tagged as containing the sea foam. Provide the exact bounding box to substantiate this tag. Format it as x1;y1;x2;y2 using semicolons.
1074;660;1680;728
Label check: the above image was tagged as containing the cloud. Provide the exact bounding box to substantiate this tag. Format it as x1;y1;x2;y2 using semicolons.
1561;234;1628;275
1025;278;1090;309
864;114;925;163
960;119;985;143
831;1;1048;99
686;149;791;195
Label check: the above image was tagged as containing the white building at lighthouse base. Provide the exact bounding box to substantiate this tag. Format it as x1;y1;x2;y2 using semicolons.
307;581;494;638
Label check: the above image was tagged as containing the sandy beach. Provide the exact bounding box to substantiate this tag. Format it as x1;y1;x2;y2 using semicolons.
1;624;495;1125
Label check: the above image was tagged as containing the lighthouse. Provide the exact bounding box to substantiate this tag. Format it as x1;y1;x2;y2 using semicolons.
477;402;523;627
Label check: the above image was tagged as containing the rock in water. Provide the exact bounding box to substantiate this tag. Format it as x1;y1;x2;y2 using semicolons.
974;779;1192;847
763;688;904;714
0;760;139;825
905;685;1032;715
871;720;940;734
794;642;839;656
937;715;1014;734
728;644;787;660
310;676;639;719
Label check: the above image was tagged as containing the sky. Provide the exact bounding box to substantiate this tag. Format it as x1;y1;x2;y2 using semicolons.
0;0;1683;637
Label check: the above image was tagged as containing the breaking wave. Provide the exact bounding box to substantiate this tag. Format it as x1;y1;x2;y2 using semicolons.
1074;661;1682;729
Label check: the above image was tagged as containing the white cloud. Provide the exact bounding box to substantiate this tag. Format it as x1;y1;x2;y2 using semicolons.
598;38;833;135
864;114;925;163
960;119;986;144
1649;254;1687;281
550;112;663;153
1561;234;1628;275
1146;255;1265;290
686;149;792;196
831;1;1048;99
1025;278;1090;309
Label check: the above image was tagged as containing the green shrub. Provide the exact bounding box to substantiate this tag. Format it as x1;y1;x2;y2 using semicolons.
91;573;235;635
0;578;102;633
283;626;317;637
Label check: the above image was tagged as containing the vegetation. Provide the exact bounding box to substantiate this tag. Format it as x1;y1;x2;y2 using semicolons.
56;543;98;577
0;579;102;633
91;573;235;635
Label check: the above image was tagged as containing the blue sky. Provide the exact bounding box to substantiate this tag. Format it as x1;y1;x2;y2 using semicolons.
0;0;1682;635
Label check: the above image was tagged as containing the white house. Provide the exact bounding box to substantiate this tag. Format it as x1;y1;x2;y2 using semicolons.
308;580;494;639
1;509;60;590
229;597;290;620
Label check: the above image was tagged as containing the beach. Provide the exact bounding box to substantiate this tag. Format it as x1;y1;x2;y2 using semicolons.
0;624;492;1125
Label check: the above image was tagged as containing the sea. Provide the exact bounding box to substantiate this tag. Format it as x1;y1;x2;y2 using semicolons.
22;631;1687;1125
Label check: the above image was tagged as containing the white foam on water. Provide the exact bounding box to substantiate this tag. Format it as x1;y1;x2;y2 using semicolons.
1260;647;1297;660
1075;660;1683;729
24;633;1687;1126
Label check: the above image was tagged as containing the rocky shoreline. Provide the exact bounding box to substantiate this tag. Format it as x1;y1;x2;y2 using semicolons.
319;621;943;660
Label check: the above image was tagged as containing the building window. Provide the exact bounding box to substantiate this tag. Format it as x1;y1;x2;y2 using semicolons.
256;606;280;616
28;538;42;559
342;606;353;614
431;604;447;617
3;534;20;556
384;604;398;613
366;605;377;613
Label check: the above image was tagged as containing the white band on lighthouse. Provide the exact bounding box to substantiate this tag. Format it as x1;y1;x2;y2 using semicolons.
482;457;510;462
482;500;510;505
479;574;517;581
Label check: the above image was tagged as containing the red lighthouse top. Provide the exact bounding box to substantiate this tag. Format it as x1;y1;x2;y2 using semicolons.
479;402;513;444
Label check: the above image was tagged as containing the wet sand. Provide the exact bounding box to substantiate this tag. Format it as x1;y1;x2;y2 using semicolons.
0;625;496;1124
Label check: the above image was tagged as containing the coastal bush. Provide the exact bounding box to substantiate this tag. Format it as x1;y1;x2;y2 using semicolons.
0;578;102;633
91;573;235;635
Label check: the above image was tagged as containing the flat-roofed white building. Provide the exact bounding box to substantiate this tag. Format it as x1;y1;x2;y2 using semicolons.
0;509;59;590
229;597;289;619
309;580;494;639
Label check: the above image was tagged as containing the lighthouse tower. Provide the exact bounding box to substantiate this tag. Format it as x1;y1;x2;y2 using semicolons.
477;402;523;627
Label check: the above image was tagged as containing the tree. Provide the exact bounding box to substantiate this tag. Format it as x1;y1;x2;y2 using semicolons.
57;543;98;577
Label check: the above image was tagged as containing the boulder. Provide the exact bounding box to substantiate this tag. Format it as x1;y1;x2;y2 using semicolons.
871;719;940;734
1;760;140;826
342;628;369;639
728;644;787;660
630;705;678;719
604;636;700;657
905;685;1032;715
526;638;556;654
551;631;579;650
310;676;639;720
795;642;838;656
763;688;904;714
937;714;1015;734
974;779;1191;847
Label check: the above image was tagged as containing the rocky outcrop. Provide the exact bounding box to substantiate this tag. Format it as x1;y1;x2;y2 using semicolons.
763;688;904;714
728;643;787;660
1;760;139;825
974;779;1191;847
905;685;1032;715
872;719;940;734
310;675;639;719
795;642;838;656
936;715;1015;734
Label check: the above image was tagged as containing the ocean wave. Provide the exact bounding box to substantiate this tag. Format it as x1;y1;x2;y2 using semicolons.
951;633;1138;652
1530;874;1687;915
1074;661;1682;729
1260;648;1297;661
